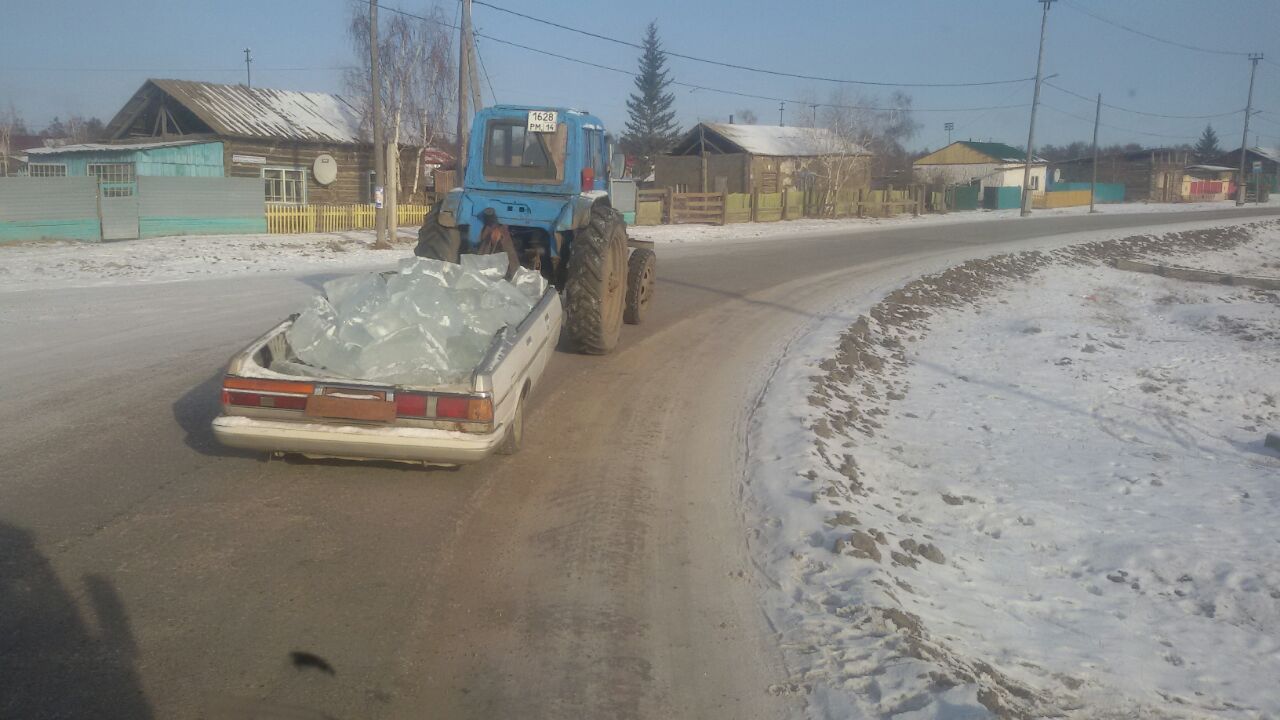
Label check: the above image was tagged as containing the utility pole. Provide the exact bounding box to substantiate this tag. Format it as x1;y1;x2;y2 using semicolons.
944;121;954;145
779;102;785;127
243;48;252;88
811;104;818;128
370;0;389;248
1021;0;1054;217
1236;53;1262;206
456;0;473;182
1089;93;1100;213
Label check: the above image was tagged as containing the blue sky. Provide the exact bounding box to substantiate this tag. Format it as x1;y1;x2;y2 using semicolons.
3;0;1279;151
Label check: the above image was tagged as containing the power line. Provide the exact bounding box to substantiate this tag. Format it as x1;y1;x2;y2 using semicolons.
1041;102;1199;141
1062;1;1251;57
469;0;1034;88
472;30;498;104
1045;81;1244;119
378;3;1030;115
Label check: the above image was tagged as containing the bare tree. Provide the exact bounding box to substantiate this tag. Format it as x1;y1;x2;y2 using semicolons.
808;88;920;215
348;2;455;238
0;103;24;177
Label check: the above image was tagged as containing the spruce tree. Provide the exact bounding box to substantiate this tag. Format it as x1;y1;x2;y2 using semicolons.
622;22;679;181
1195;124;1220;157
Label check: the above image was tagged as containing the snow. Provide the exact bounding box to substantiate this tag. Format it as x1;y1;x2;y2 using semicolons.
153;79;363;144
746;220;1280;718
702;123;869;157
0;229;417;293
630;197;1280;245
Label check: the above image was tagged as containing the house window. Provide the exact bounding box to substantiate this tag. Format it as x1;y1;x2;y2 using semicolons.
263;167;306;204
88;162;136;196
28;163;67;177
1029;174;1040;190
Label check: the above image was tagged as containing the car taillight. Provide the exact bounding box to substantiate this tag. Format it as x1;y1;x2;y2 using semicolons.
581;166;595;192
395;393;428;417
433;396;493;422
435;396;468;418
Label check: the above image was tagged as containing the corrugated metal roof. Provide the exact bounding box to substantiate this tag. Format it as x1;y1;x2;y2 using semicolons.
149;79;363;144
957;141;1037;163
702;123;870;157
27;139;211;155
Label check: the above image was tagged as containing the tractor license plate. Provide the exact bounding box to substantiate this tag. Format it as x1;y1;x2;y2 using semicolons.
305;388;396;422
527;110;557;133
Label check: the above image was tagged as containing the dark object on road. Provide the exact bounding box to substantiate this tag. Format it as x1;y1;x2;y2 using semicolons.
1266;432;1280;452
289;651;336;675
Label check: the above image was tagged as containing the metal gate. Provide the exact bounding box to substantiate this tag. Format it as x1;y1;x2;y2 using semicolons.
99;194;139;240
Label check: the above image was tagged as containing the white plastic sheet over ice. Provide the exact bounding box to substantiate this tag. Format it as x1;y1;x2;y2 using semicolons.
284;256;548;386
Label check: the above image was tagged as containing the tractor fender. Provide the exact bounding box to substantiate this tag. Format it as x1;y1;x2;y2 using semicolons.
555;191;611;232
436;188;466;228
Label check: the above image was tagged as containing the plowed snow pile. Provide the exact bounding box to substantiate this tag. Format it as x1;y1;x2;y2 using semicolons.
282;255;547;385
749;222;1280;718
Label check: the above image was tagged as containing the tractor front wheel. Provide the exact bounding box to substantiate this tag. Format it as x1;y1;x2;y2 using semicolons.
564;204;627;354
414;206;461;263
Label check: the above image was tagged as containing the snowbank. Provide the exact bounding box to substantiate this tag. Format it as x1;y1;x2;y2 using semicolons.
748;221;1280;718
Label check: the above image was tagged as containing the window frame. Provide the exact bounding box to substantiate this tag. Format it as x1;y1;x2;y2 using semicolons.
262;166;308;205
481;118;566;184
87;162;137;197
27;163;68;177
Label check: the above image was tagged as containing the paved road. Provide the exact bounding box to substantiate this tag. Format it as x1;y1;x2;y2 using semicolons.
1;207;1276;719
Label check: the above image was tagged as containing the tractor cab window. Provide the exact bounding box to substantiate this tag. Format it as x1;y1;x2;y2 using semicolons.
483;119;566;183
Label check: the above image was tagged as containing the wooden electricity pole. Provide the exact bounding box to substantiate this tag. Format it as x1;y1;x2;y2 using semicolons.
1021;0;1054;217
1089;93;1100;213
370;0;389;248
456;0;473;181
1236;53;1262;206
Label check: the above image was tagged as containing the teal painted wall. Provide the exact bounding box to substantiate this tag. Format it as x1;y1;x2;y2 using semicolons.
0;219;100;243
1049;182;1125;203
28;142;225;178
983;186;1022;209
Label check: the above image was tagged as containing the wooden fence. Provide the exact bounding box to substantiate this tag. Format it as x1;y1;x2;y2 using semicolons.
266;203;432;234
636;189;668;226
670;192;726;225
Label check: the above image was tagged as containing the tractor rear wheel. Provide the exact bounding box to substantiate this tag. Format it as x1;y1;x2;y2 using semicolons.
624;248;656;325
564;204;627;354
414;206;461;263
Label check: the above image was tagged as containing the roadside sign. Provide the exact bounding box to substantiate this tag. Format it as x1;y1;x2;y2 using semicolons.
374;186;384;209
1253;161;1263;173
527;110;558;133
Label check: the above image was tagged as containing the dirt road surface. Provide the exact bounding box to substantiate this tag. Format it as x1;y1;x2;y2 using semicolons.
1;207;1276;719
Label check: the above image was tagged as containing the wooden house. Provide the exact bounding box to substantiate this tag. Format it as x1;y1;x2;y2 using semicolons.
1050;149;1189;203
912;141;1047;196
654;123;871;196
1215;146;1279;193
36;78;421;205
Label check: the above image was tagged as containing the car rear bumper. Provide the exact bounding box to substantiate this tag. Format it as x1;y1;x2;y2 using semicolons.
212;415;502;464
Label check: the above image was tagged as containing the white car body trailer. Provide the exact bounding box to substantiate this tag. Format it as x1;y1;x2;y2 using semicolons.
213;290;562;464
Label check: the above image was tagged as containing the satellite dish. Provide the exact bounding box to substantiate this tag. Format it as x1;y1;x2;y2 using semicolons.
313;154;338;186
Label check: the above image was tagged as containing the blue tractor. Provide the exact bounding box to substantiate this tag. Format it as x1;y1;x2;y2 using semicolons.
416;105;656;355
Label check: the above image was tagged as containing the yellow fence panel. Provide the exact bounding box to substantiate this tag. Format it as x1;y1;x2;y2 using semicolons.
724;193;752;223
755;192;783;222
266;203;433;234
1033;190;1091;209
